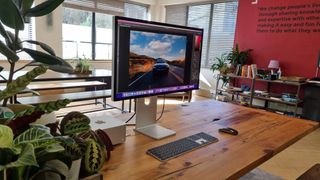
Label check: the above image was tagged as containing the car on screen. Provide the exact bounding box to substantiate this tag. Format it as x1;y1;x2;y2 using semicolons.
153;58;170;74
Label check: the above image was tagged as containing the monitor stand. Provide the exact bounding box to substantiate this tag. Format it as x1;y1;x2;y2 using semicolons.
135;96;176;140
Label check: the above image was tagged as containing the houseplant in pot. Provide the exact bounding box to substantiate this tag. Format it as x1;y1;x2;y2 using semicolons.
46;111;114;179
74;57;92;75
211;53;233;87
0;0;83;179
227;44;253;75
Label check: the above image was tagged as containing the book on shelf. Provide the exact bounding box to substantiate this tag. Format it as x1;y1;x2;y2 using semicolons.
251;64;258;78
247;65;252;78
241;65;248;77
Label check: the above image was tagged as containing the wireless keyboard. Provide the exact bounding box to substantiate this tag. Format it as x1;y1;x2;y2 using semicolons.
146;132;218;161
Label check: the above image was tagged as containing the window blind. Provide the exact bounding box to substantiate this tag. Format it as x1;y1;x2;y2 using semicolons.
125;3;148;20
165;5;187;26
187;1;238;68
64;0;125;16
187;4;212;67
207;2;238;67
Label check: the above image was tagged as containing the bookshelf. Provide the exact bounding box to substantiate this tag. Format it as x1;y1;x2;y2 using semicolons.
215;74;306;117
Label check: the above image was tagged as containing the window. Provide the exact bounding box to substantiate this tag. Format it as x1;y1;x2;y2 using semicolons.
166;1;238;68
124;3;148;20
62;8;93;59
188;4;212;67
166;5;187;26
0;20;35;60
62;1;148;60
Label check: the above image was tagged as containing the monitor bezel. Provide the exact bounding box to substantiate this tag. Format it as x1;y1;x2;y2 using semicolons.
112;16;203;101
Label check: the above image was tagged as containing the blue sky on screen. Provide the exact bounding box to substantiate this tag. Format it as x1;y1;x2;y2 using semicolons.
130;31;187;61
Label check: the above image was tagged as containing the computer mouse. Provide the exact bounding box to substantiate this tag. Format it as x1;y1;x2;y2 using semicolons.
218;127;238;136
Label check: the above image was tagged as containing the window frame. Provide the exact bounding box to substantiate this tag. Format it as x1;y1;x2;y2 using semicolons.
188;1;238;68
166;0;238;68
62;2;149;61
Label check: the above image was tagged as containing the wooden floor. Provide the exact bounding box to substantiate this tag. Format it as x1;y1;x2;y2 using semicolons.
57;95;320;179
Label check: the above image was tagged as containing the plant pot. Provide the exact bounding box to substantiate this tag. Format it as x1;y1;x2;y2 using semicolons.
32;112;56;125
80;173;103;180
67;159;82;180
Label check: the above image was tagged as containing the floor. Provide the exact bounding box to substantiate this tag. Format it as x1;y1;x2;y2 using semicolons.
56;95;320;179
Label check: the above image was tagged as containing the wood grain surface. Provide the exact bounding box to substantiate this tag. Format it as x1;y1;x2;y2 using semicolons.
101;100;318;180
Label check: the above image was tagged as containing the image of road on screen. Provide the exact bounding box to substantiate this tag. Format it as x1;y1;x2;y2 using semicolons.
128;30;187;91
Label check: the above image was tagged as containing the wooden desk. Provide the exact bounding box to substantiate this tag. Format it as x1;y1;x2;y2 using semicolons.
102;100;318;179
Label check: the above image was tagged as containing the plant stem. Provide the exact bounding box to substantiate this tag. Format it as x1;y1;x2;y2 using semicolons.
2;30;19;106
3;62;15;106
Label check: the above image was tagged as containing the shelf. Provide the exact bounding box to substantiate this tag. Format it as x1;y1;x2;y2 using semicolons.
217;88;301;106
216;73;303;117
220;74;253;80
252;95;302;106
255;78;307;86
219;74;307;86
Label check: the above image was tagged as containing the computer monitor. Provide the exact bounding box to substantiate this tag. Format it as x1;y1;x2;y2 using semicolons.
112;16;203;139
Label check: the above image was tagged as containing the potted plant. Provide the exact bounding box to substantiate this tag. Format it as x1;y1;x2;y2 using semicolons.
47;111;114;179
74;57;92;74
227;44;253;66
211;53;233;87
0;0;84;179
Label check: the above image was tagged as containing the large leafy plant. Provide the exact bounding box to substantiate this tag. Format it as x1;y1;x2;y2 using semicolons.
0;124;73;180
0;0;77;179
0;0;73;106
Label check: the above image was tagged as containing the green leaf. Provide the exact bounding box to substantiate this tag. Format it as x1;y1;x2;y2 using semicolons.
24;40;56;56
48;59;74;74
0;65;47;101
0;0;24;30
0;23;11;45
36;143;65;158
30;160;68;180
0;143;39;171
13;126;59;149
0;40;19;61
25;0;64;17
0;125;14;148
23;48;63;65
6;31;23;50
22;0;35;13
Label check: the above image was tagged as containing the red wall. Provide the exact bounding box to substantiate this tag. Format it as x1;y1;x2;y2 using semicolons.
235;0;320;78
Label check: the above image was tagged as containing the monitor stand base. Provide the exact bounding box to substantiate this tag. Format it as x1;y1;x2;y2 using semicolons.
136;124;176;140
135;96;176;140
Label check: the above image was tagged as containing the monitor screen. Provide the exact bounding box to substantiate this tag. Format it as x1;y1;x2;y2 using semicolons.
112;16;203;101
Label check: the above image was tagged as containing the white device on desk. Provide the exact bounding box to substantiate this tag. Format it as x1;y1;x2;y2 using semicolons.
90;115;126;145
